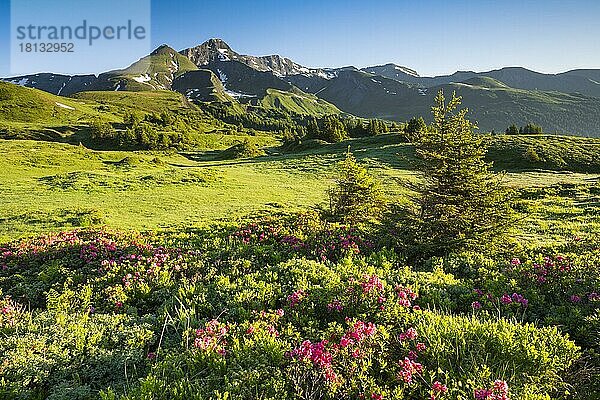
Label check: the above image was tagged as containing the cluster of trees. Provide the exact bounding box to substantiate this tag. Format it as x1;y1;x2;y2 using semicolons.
201;102;300;134
201;102;404;144
328;90;514;258
300;115;401;143
89;112;194;150
506;123;543;134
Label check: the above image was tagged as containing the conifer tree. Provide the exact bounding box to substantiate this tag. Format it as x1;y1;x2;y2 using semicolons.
328;148;386;224
405;117;427;141
401;90;514;257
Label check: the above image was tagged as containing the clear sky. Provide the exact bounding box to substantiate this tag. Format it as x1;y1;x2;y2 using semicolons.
1;0;599;77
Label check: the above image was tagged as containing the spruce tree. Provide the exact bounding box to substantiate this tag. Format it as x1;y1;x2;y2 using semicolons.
405;117;427;141
328;148;386;224
402;90;514;257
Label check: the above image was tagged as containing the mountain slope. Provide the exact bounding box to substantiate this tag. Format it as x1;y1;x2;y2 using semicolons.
98;45;199;91
4;37;600;135
256;89;341;116
396;80;600;135
364;65;600;98
171;69;233;102
287;69;420;119
0;81;103;125
3;74;99;96
2;45;200;94
204;59;294;97
180;38;333;78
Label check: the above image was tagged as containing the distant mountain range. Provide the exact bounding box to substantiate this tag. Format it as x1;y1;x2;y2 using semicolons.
4;38;600;135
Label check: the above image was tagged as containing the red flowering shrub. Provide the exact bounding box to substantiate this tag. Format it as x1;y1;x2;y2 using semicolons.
474;380;510;400
193;319;230;356
231;212;374;262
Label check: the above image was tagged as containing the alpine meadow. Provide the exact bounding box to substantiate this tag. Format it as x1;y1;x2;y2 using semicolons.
1;2;600;400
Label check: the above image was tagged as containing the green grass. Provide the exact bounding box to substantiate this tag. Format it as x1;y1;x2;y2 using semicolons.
487;134;600;172
0;139;327;241
0;81;108;127
259;88;341;116
0;84;279;149
71;90;194;115
0;133;598;242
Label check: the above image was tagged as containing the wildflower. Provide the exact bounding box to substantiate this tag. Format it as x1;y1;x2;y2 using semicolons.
371;393;383;400
431;381;448;399
432;381;448;393
399;327;417;341
474;380;510;400
147;352;156;360
340;320;377;347
416;342;426;352
474;389;493;400
276;308;285;317
327;300;344;312
267;325;279;337
510;293;529;307
510;258;521;266
323;367;338;383
193;319;229;356
361;275;384;294
570;294;581;303
290;340;333;369
493;380;509;393
500;294;512;305
287;289;306;308
245;325;255;335
472;301;482;310
397;357;423;384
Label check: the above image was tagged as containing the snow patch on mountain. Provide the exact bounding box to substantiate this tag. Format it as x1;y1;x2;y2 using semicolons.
394;65;419;77
55;102;75;110
217;69;227;83
10;77;30;86
217;48;230;61
224;88;256;99
133;74;152;83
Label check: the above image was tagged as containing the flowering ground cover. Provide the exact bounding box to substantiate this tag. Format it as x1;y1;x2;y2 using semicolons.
0;208;596;399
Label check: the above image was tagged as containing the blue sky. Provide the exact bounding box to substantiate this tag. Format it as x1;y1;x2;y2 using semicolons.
1;0;600;76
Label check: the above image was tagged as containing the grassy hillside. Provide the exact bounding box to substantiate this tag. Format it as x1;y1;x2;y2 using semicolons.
488;134;600;172
435;81;600;135
258;88;341;116
0;81;104;125
0;133;598;240
98;45;199;91
0;84;278;150
71;90;194;115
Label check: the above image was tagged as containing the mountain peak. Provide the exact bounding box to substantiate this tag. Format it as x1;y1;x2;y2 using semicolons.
151;44;178;56
180;38;239;66
362;63;420;78
180;39;330;78
202;38;233;50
